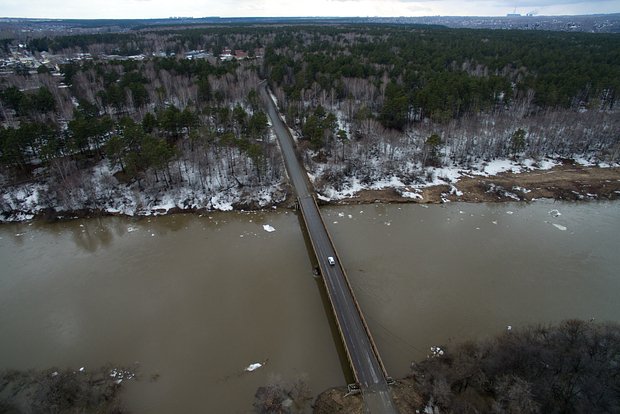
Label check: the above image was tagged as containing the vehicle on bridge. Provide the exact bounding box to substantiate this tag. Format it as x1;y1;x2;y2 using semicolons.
328;256;336;266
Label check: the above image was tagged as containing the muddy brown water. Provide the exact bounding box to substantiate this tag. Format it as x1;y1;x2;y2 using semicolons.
1;200;619;412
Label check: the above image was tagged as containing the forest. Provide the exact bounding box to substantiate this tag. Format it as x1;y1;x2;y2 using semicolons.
1;24;619;217
411;320;620;413
261;26;619;196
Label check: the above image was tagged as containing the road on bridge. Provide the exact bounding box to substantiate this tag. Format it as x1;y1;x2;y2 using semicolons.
260;82;399;414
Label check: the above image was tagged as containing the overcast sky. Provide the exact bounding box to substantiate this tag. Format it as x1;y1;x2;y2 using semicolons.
1;0;618;19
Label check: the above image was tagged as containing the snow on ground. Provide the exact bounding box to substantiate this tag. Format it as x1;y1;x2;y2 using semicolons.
268;91;279;108
314;157;568;201
470;157;560;177
573;156;619;168
1;158;287;222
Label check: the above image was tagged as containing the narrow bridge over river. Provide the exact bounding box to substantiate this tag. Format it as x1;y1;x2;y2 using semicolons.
260;82;399;414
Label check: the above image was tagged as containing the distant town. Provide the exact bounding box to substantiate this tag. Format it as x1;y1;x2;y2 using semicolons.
0;13;619;38
0;42;264;77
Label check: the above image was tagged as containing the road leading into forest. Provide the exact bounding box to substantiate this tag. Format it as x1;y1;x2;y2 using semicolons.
259;82;399;414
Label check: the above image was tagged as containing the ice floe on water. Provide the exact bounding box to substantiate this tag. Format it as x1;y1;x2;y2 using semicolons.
506;211;514;215
109;368;136;384
429;346;445;358
549;209;562;217
244;362;263;372
552;223;568;231
262;224;275;232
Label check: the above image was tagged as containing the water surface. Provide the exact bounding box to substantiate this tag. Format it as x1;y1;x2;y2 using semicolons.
1;200;619;411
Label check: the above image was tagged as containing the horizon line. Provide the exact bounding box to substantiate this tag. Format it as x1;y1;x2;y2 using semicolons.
2;13;620;21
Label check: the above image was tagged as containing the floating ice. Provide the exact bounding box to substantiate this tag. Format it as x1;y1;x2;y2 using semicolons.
549;209;562;218
338;212;345;217
244;363;263;372
79;367;85;372
507;325;512;331
506;211;514;215
492;221;498;225
429;346;444;357
552;223;567;231
127;226;138;233
262;224;275;232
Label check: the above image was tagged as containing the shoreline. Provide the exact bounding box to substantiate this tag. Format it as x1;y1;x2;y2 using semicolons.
2;164;619;224
321;163;620;206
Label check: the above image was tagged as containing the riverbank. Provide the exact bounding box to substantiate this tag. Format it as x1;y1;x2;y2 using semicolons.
2;160;618;223
0;366;135;413
313;378;422;414
313;320;620;414
327;162;620;206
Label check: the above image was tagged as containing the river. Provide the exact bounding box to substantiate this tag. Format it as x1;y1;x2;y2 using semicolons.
1;200;619;412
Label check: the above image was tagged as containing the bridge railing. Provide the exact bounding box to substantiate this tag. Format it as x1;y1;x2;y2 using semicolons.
296;195;361;382
308;195;391;383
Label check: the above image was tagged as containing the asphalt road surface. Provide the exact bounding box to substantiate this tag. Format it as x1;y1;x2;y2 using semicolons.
260;82;399;414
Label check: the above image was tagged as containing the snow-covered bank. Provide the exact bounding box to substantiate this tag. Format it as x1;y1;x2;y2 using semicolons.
312;156;620;203
3;156;619;223
1;159;289;223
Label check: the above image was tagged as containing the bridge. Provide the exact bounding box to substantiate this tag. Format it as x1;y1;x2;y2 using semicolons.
260;83;399;414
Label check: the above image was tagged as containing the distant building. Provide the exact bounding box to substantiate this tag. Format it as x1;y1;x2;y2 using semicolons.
234;50;248;60
184;50;210;60
220;48;233;61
